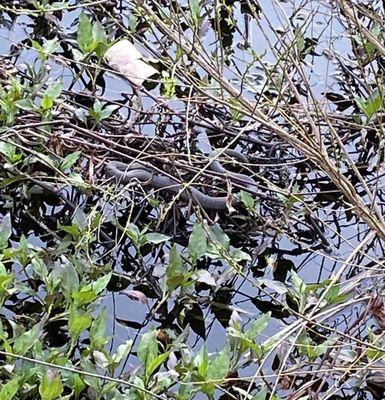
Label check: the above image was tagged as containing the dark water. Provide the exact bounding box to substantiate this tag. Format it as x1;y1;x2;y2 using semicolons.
1;1;384;399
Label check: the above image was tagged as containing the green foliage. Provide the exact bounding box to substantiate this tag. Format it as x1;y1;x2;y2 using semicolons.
228;312;271;357
76;13;108;58
39;371;63;400
115;221;170;249
166;245;190;291
0;79;30;126
239;190;257;211
0;3;376;399
188;222;207;262
13;319;45;355
31;37;60;61
0;141;23;164
41;80;62;111
0;377;21;400
161;71;177;99
89;99;119;124
354;88;384;121
353;24;382;57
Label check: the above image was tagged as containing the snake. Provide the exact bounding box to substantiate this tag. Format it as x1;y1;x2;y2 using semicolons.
106;149;257;210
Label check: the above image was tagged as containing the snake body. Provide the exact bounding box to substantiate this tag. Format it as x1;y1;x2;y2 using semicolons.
106;150;257;210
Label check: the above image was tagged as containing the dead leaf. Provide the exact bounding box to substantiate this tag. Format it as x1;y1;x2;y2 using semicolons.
104;39;158;87
120;289;148;305
370;296;385;330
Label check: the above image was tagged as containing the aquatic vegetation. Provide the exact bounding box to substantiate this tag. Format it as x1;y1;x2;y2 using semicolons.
1;1;385;399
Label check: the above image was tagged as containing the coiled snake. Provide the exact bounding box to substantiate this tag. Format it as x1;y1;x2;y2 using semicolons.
106;149;257;210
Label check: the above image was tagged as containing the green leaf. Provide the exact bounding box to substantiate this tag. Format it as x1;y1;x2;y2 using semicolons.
196;346;209;378
0;141;17;160
39;371;63;400
15;99;35;111
13;319;45;355
122;223;140;246
146;351;170;376
137;330;158;373
112;339;133;364
239;190;256;210
93;99;103;114
207;347;230;381
99;104;119;121
295;27;305;54
208;224;230;250
72;289;97;305
93;350;110;369
0;214;12;250
290;270;307;313
246;312;271;340
67;373;85;397
59;260;79;299
201;348;230;396
188;222;207;262
189;0;201;23
0;377;21;400
60;151;81;170
31;39;43;52
41;81;62;110
142;232;170;246
291;270;306;295
355;89;384;120
69;313;92;340
230;247;251;262
42;37;60;55
90;308;108;350
91;20;108;56
324;280;341;305
32;256;49;280
166;245;187;291
92;272;112;294
77;13;93;54
32;37;60;60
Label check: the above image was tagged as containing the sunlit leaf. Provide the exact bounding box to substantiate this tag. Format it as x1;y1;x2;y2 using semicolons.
207;347;230;381
92;272;112;294
93;350;110;369
137;330;158;374
147;351;170;376
72;289;97;305
91;20;108;56
39;371;63;400
69;313;92;341
77;13;93;54
90;308;108;350
354;89;384;120
15;99;35;111
0;377;21;400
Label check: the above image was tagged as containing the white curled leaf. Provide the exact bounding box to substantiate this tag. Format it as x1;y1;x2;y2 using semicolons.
104;39;158;87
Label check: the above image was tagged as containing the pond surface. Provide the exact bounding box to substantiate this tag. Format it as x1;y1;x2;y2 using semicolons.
1;1;385;399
